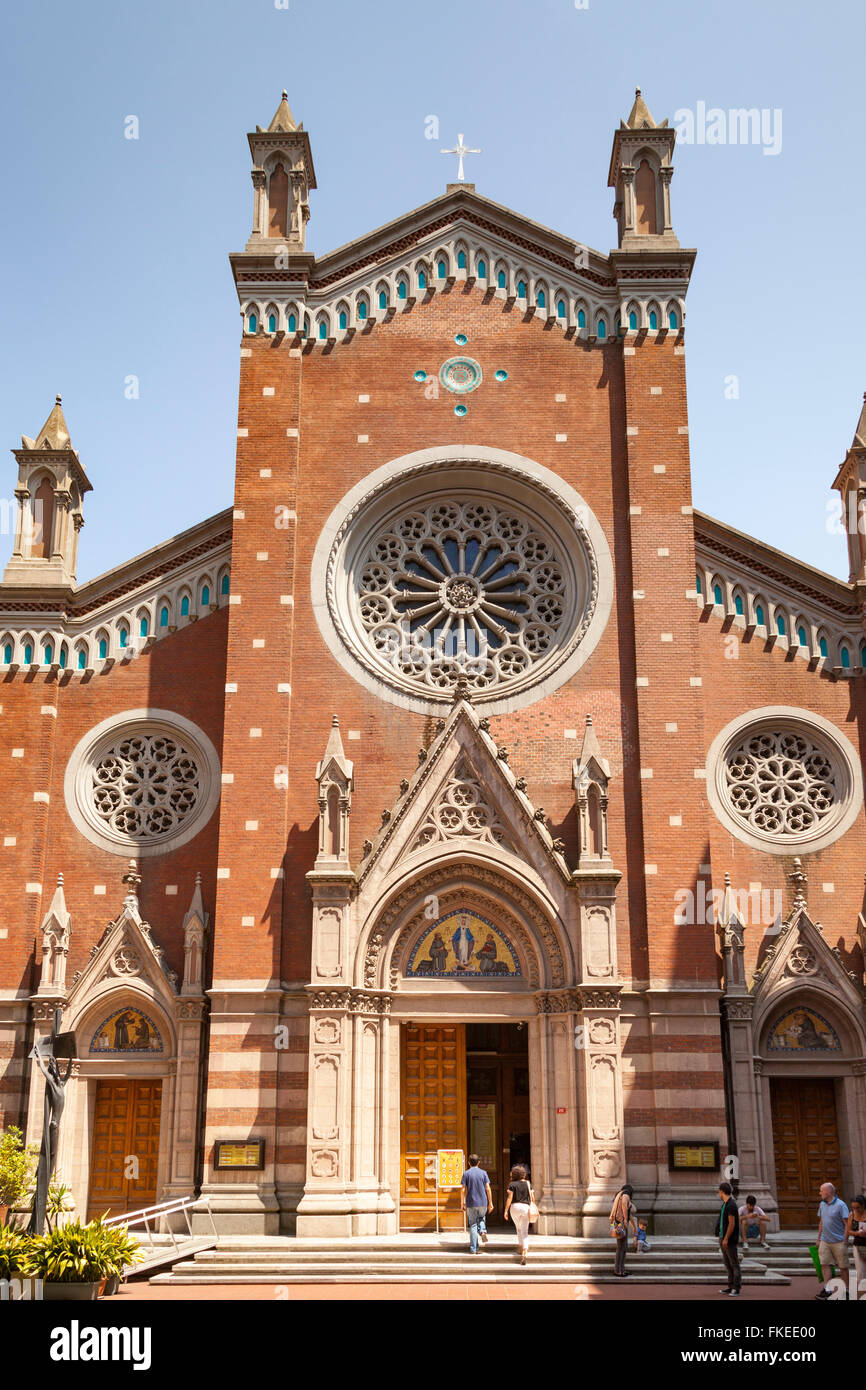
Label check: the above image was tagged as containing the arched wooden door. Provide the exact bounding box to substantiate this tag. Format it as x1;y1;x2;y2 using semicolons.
400;1025;466;1230
87;1078;162;1219
770;1077;842;1227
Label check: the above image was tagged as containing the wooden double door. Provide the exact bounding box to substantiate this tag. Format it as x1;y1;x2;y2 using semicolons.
770;1077;842;1228
87;1079;162;1220
399;1023;530;1230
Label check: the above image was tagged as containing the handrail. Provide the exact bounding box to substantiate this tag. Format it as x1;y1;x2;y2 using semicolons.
103;1194;217;1267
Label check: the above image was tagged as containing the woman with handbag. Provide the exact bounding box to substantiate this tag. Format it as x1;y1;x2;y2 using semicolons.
609;1183;636;1277
504;1163;538;1266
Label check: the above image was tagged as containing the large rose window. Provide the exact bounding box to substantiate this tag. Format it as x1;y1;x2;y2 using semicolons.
357;497;568;693
314;453;612;713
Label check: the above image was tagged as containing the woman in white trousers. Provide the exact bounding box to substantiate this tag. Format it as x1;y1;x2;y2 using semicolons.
504;1163;535;1266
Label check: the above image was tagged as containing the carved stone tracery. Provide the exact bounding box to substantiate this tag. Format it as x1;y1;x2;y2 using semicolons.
409;757;514;852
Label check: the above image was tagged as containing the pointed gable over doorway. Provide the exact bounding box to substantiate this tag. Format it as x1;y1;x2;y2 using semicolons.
357;697;571;889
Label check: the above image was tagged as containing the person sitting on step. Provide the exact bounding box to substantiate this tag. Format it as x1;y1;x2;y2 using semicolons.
739;1195;771;1250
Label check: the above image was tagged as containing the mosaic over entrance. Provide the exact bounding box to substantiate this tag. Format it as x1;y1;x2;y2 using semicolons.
406;911;521;978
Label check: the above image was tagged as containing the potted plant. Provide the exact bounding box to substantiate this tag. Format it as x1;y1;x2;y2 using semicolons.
0;1226;39;1299
0;1126;37;1227
96;1221;144;1294
16;1218;117;1300
45;1181;75;1232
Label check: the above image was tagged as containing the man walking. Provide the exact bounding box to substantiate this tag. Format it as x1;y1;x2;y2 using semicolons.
461;1153;493;1254
814;1182;849;1300
717;1181;742;1296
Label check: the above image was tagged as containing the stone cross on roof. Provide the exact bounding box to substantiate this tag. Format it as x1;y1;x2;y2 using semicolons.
440;132;481;183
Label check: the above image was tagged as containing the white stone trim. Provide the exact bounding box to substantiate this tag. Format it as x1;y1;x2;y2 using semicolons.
63;709;222;858
0;547;230;676
705;706;864;855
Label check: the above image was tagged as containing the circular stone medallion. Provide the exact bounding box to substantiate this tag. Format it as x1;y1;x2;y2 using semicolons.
439;356;482;394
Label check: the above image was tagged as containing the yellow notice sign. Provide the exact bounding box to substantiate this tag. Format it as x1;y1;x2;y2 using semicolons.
437;1149;465;1189
671;1144;716;1170
214;1140;265;1170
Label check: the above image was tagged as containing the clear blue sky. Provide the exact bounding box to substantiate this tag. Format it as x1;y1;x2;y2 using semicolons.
1;0;861;583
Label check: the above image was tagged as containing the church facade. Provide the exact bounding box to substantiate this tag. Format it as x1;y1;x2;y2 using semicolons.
0;90;864;1238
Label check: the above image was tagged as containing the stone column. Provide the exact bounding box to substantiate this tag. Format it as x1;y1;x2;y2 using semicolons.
621;166;636;235
251;170;266;238
660;166;674;234
575;986;626;1233
164;998;208;1199
720;997;775;1210
297;988;395;1237
533;996;582;1235
12;488;29;559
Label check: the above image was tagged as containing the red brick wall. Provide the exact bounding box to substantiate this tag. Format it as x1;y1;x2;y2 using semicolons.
0;611;227;990
227;294;647;988
698;612;866;981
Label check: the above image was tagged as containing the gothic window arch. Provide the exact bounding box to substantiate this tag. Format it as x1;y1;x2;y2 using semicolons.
29;473;55;559
634;153;659;234
267;160;290;238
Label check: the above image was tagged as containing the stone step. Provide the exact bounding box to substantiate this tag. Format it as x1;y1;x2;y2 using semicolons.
147;1232;807;1285
185;1244;757;1263
151;1269;790;1287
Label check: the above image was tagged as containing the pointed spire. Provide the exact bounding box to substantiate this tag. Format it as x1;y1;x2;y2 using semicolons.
575;712;610;781
268;89;297;133
21;395;72;452
183;870;208;931
41;872;70;931
852;391;866;450
626;87;657;130
316;714;353;783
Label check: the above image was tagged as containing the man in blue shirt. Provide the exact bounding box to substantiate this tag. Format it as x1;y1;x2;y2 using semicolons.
461;1154;493;1253
815;1182;850;1300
